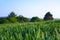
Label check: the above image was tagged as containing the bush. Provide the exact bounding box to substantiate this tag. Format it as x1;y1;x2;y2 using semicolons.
30;16;41;22
0;19;9;24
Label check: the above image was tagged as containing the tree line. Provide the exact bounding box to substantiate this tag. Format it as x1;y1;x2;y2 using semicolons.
0;12;53;24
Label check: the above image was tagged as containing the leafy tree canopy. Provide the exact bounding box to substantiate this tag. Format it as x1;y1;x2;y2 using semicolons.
17;15;29;23
30;16;40;22
8;12;17;23
44;12;53;20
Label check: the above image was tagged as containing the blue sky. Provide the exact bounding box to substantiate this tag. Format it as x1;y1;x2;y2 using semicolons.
0;0;60;18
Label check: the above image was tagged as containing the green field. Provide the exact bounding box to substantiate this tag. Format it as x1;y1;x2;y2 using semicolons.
0;21;60;40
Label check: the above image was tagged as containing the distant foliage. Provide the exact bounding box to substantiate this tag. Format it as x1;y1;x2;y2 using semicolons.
0;17;9;24
8;12;17;23
17;15;29;23
0;11;55;24
30;16;41;22
44;12;53;20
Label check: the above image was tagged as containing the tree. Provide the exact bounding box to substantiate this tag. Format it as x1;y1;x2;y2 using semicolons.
17;15;29;23
44;12;53;20
30;16;40;22
8;12;17;23
24;18;29;22
0;17;9;24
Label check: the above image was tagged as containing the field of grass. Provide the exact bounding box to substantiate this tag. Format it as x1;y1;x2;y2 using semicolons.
0;21;60;40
